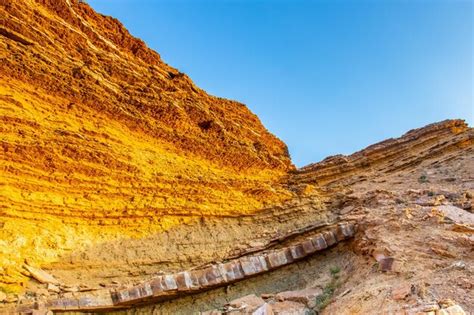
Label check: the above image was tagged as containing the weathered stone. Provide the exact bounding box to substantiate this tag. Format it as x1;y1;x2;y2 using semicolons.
275;287;323;308
391;284;412;300
47;283;60;293
311;234;328;251
301;239;317;254
195;266;224;287
220;260;245;282
436;205;474;225
163;274;178;291
175;271;199;291
0;291;6;302
127;286;141;301
194;268;209;287
24;265;60;285
271;300;308;315
240;257;259;276
115;289;130;303
257;256;269;272
118;283;153;303
45;298;64;310
436;305;467;315
77;296;95;309
138;282;153;298
77;290;114;308
228;294;265;311
253;302;274;315
289;244;306;260
206;265;225;286
11;223;355;313
282;248;295;264
336;223;354;241
62;286;79;293
405;303;440;314
36;290;50;300
150;276;165;296
241;256;268;275
266;250;289;269
373;250;395;272
322;231;337;246
61;297;80;310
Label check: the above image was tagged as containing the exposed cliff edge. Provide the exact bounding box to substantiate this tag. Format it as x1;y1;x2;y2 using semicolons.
1;0;473;314
0;0;293;294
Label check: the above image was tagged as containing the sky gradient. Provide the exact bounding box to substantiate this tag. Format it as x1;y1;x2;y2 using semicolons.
88;0;473;167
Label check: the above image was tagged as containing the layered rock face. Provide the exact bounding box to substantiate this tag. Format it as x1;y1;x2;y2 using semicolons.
0;0;292;293
1;0;473;314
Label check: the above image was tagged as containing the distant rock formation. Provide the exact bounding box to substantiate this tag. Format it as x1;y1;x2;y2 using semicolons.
1;0;473;314
0;0;292;293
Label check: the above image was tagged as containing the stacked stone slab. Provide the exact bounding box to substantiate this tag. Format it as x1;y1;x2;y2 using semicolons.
15;223;355;313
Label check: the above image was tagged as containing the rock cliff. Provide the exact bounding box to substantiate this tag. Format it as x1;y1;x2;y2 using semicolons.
1;0;473;314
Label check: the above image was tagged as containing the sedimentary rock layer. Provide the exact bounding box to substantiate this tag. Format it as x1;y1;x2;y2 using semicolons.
291;119;473;187
1;0;473;313
10;223;354;313
0;0;293;292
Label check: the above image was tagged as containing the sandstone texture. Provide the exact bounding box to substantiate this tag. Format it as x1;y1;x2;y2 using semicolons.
1;0;473;314
0;0;292;295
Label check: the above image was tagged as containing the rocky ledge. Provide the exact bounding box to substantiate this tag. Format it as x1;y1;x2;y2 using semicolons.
9;223;354;314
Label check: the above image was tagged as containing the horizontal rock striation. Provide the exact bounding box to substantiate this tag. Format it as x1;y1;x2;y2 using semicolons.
1;0;473;313
0;0;293;291
291;119;473;187
11;223;354;313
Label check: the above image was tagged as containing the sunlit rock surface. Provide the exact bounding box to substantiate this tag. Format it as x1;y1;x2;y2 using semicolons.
1;0;473;314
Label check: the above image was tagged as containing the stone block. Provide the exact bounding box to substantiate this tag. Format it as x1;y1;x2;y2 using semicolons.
127;286;141;301
45;299;64;310
322;230;337;246
115;289;130;304
275;287;323;308
266;250;289;269
239;256;268;276
195;266;224;287
150;276;165;296
301;239;317;254
175;271;199;291
311;234;328;251
289;244;306;260
240;257;258;276
336;223;354;241
61;298;80;309
138;282;153;298
229;294;265;312
218;261;244;282
207;265;225;286
163;274;178;291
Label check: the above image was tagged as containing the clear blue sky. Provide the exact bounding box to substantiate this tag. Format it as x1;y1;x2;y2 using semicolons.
88;0;473;167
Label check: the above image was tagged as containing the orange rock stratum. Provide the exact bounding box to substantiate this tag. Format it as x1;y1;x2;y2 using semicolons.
1;1;473;314
0;0;293;293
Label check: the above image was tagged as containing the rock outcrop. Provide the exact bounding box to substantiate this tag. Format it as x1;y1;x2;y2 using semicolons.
1;0;473;314
0;0;292;293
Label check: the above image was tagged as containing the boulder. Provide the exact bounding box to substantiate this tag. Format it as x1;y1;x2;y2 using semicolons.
252;303;274;315
437;305;467;315
391;284;412;301
275;287;323;308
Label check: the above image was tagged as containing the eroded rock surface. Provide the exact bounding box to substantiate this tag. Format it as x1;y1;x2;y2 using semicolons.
1;0;473;314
